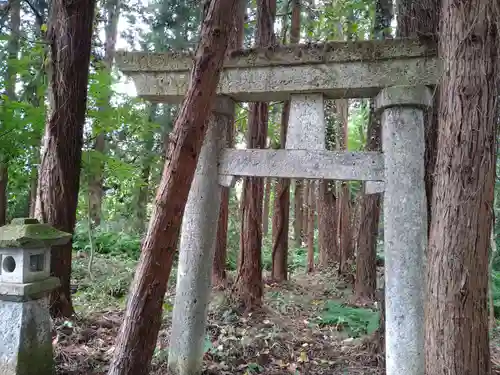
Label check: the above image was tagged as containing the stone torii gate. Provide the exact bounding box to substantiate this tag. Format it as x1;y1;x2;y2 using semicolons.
116;38;438;375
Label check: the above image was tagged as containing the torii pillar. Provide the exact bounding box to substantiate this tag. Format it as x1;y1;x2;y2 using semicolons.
376;85;432;375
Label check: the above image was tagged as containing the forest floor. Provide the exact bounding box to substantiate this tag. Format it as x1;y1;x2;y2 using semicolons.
55;254;500;375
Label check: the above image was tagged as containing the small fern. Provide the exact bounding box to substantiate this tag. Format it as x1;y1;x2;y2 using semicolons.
316;301;379;338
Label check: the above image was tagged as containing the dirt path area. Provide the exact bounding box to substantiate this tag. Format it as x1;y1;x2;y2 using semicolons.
55;267;500;374
55;270;383;375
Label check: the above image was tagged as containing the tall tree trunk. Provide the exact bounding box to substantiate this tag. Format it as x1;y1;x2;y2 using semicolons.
134;104;157;232
293;179;303;246
271;0;300;282
270;106;289;281
235;0;276;309
88;0;121;226
135;163;151;231
355;0;393;297
372;287;385;358
302;180;309;235
0;0;21;225
396;0;440;234
37;0;96;318
306;180;315;272
318;180;337;266
212;0;245;288
29;169;38;217
107;3;237;373
337;99;352;274
355;102;382;300
425;1;498;374
318;101;338;267
262;177;271;236
0;165;7;226
271;103;289;281
28;15;48;219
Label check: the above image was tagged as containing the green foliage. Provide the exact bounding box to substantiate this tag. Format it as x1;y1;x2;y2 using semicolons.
73;222;142;259
316;301;379;338
72;254;137;312
306;0;375;42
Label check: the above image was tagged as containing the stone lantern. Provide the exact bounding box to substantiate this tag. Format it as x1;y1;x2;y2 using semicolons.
0;218;71;375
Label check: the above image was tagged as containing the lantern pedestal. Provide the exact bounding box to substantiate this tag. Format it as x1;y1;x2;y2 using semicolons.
0;218;71;375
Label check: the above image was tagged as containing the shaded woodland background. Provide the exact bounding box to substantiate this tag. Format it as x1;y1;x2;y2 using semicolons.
0;0;499;373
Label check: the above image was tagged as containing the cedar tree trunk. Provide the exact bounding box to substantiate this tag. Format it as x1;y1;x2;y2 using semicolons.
0;0;21;225
396;0;440;234
318;100;338;266
212;0;245;288
302;180;309;235
306;180;316;272
293;179;303;246
107;2;238;374
354;0;392;299
318;179;337;267
355;102;382;300
271;103;290;281
37;0;95;317
271;0;300;281
134;104;156;232
262;177;272;236
425;1;498;374
235;0;276;309
336;99;353;274
0;165;7;226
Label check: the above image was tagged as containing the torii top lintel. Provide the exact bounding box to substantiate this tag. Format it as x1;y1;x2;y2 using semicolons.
115;38;439;103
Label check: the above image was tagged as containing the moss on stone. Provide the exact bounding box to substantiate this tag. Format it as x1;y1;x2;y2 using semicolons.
17;342;54;375
116;38;437;73
0;220;71;249
11;218;39;225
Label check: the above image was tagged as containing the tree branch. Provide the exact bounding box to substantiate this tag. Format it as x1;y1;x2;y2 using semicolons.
22;0;44;26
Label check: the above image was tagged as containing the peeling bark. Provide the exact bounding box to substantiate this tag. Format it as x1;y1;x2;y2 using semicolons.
425;0;497;373
38;0;96;317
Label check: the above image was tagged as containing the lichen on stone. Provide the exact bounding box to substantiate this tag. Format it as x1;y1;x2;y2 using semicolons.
0;219;71;249
116;38;438;73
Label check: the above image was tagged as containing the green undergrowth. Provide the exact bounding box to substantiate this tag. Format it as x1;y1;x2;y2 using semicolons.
70;221;500;323
491;270;500;318
71;254;137;313
73;223;142;259
315;301;380;338
73;221;319;275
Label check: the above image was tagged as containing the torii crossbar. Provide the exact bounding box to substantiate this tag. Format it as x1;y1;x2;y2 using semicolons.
117;38;438;375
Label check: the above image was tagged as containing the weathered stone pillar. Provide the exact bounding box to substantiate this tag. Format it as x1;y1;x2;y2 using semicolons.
0;218;71;375
286;94;326;149
375;86;432;375
168;98;233;375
